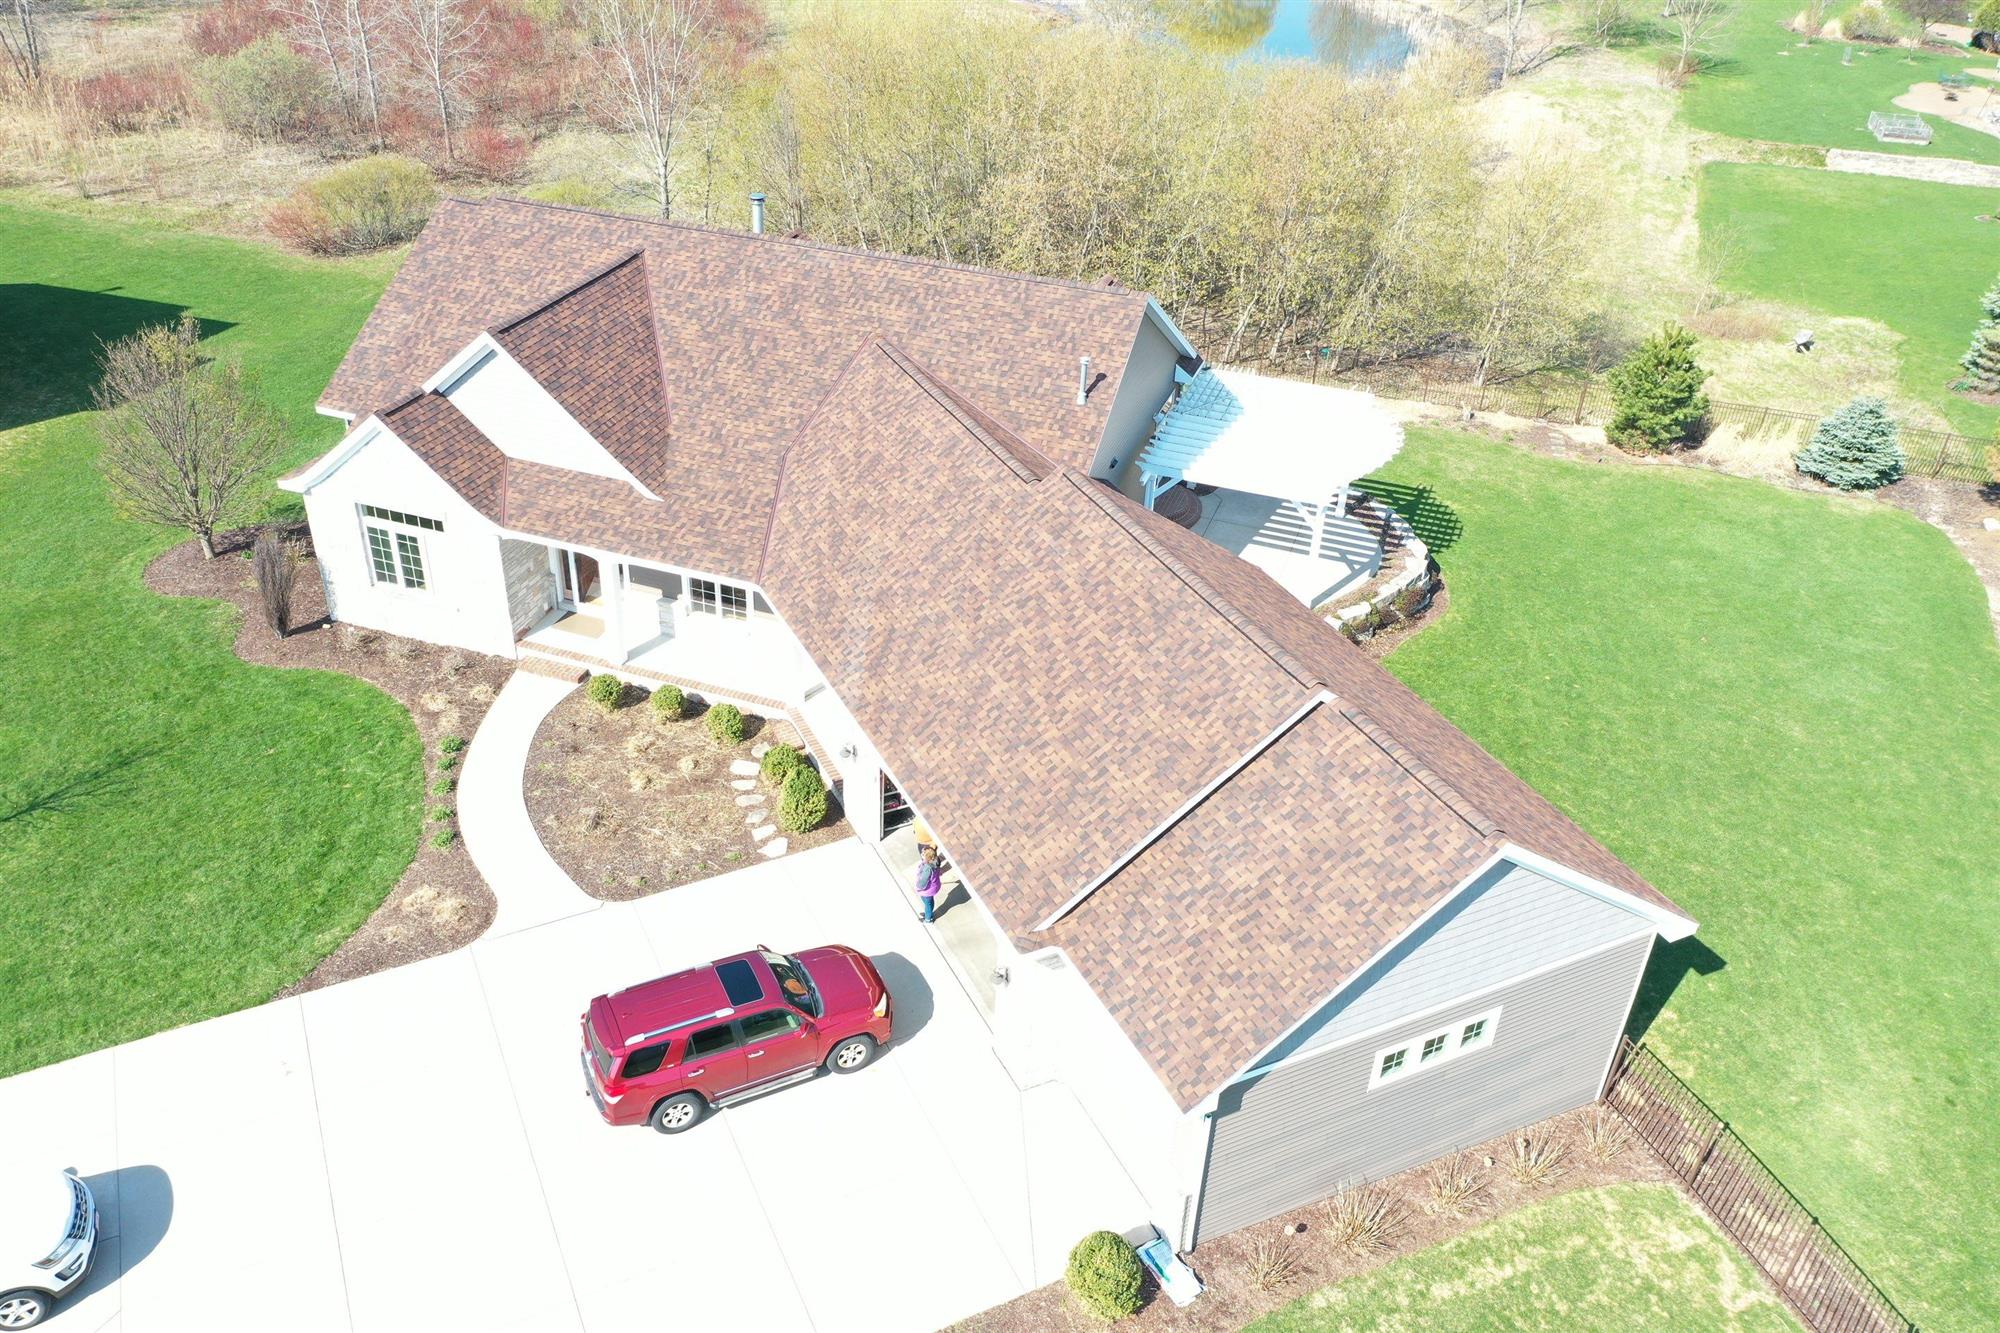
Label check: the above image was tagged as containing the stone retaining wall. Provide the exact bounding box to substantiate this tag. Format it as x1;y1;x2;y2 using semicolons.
1322;498;1438;639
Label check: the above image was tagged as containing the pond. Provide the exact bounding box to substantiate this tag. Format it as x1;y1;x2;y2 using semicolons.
1164;0;1416;75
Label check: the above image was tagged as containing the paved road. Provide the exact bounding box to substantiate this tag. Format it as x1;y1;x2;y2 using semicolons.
2;839;1149;1332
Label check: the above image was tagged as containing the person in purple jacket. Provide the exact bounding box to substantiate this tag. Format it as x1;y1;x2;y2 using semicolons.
915;844;942;923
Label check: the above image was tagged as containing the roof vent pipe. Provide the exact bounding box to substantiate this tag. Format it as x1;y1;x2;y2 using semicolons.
1076;355;1091;406
750;192;767;235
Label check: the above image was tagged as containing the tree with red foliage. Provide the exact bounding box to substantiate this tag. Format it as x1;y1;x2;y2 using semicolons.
74;64;191;132
460;120;531;180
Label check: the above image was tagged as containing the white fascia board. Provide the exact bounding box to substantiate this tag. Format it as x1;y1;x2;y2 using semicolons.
423;332;502;394
1497;842;1697;942
278;416;390;494
1032;690;1336;932
1145;297;1199;361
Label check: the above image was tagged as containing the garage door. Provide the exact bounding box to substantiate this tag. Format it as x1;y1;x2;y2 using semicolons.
1192;933;1650;1246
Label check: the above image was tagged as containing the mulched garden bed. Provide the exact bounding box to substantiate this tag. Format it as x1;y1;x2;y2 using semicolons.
524;687;849;901
951;1104;1674;1333
146;523;509;994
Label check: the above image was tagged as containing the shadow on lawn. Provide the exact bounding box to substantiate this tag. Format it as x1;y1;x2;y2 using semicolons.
1625;934;1728;1044
1355;475;1464;552
0;746;165;827
0;284;233;432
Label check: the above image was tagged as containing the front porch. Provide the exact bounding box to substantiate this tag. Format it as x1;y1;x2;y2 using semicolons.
513;543;811;707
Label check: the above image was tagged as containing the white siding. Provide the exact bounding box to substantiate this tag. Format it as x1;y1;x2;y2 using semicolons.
1272;861;1652;1065
302;431;516;657
796;678;884;841
441;348;632;483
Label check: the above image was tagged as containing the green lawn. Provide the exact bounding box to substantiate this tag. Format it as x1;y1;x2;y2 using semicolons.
1368;429;1997;1333
1249;1184;1794;1332
1681;5;2000;164
1699;160;2000;436
0;201;416;1076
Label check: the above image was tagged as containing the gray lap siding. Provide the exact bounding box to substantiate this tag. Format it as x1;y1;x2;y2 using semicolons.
1191;930;1654;1246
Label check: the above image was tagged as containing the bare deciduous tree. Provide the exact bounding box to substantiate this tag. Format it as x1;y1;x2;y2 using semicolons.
1492;0;1562;80
344;0;389;149
277;0;356;117
574;0;720;217
253;529;302;637
1669;0;1730;77
93;316;282;560
1;0;47;87
388;0;485;163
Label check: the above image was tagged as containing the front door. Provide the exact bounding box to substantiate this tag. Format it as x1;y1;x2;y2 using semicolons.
557;550;601;610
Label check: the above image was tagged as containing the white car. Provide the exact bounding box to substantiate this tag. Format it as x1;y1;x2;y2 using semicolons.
0;1169;96;1329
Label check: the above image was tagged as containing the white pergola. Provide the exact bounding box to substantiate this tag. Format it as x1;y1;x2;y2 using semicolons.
1137;366;1404;560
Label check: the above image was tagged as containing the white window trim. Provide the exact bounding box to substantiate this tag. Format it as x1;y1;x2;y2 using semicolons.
1368;1004;1503;1090
688;576;750;622
358;505;437;594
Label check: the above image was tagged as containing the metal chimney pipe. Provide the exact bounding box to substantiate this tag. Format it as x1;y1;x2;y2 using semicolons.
1076;355;1091;406
750;193;767;235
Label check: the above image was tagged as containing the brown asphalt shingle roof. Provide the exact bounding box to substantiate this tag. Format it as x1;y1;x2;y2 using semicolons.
761;341;1691;1108
331;203;1690;1110
323;196;1152;575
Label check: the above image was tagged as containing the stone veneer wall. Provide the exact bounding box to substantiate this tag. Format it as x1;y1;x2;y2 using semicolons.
501;538;555;636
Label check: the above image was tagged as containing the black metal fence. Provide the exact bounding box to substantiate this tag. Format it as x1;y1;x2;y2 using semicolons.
1602;1039;1916;1333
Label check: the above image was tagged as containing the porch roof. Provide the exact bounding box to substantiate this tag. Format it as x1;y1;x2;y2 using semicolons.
1138;366;1403;504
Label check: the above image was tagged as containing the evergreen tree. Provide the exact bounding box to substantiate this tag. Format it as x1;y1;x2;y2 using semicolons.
1796;397;1905;490
1959;273;2000;393
1606;323;1710;452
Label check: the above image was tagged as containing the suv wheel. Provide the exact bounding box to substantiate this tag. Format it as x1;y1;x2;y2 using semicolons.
827;1035;878;1073
0;1290;51;1330
650;1092;706;1134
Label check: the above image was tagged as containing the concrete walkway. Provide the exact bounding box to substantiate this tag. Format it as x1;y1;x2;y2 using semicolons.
459;669;601;937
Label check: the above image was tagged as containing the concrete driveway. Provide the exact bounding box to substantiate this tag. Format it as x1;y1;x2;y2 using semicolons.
0;838;1149;1332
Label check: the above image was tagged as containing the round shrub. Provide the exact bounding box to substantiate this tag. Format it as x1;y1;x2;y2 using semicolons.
706;702;745;747
776;764;828;834
1065;1231;1143;1322
266;154;439;256
760;742;803;786
650;683;686;722
1796;396;1905;490
586;672;624;713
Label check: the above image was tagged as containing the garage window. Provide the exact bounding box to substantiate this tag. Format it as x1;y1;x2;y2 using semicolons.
1370;1004;1504;1090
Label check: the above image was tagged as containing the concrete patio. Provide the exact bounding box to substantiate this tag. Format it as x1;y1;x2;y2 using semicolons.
1183;486;1382;606
0;839;1150;1332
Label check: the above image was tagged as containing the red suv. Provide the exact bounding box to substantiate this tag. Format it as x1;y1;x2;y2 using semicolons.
582;946;894;1133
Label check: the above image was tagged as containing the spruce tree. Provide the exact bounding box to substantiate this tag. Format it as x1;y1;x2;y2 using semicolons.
1606;323;1711;452
1796;396;1905;490
1959;273;2000;393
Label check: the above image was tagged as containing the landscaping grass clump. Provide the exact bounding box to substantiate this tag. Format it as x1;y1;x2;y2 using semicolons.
760;741;802;785
436;753;459;771
1247;1235;1305;1293
431;777;454;795
1583;1111;1630;1163
776;763;828;833
585;671;624;713
704;702;744;746
1425;1152;1488;1217
430;827;456;849
1320;1186;1404;1254
439;734;466;754
428;805;453;822
1506;1133;1570;1187
1796;395;1906;489
1064;1230;1144;1322
649;682;685;722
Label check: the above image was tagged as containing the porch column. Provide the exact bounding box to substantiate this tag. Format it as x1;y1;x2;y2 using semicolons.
608;560;628;664
1336;483;1352;519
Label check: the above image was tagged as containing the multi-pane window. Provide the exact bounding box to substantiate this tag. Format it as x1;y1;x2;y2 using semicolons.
690;577;750;621
1371;1005;1503;1090
360;504;437;590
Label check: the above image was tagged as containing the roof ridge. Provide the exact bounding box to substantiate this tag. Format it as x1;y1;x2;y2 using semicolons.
1062;473;1327;690
1339;705;1500;838
489;247;648;338
754;337;888;583
874;341;1054;483
474;195;1155;303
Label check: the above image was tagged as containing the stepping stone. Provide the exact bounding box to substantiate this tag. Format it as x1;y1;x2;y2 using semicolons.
758;838;788;859
730;779;756;790
752;823;776;842
750;743;772;758
730;759;760;776
744;810;764;825
734;794;766;807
